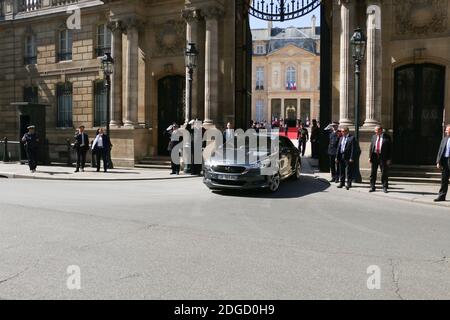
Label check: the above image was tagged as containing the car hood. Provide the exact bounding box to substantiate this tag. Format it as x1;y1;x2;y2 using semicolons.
208;150;273;165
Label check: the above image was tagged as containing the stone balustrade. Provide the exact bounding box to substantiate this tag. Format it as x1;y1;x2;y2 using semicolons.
0;0;100;19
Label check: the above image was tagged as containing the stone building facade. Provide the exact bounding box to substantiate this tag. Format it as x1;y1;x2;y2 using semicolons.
251;19;320;125
325;0;450;167
0;0;252;166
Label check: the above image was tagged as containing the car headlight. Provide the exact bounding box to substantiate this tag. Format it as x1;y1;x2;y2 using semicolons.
249;159;272;169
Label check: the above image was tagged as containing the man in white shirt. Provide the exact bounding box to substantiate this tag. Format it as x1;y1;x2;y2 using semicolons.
92;128;111;173
223;122;234;143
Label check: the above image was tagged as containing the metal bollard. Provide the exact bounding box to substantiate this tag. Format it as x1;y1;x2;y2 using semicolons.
3;137;10;162
66;139;73;167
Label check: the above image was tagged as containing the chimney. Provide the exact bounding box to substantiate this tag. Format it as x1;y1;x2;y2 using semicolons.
311;15;316;36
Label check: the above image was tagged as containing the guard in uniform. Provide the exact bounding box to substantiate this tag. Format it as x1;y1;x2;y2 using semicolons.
21;125;39;173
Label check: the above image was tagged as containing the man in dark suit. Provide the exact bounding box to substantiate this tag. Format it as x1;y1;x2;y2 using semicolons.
310;119;320;159
336;127;356;190
369;125;392;193
325;122;340;183
435;124;450;202
297;123;309;157
74;125;89;173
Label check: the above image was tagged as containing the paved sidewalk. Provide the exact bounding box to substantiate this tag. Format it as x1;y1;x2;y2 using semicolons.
0;162;199;181
304;158;450;208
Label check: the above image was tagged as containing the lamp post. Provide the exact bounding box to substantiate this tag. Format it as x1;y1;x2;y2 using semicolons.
184;43;198;174
185;42;199;122
350;28;366;183
101;52;114;169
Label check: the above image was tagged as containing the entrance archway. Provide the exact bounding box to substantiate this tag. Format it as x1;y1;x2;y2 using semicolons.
393;63;446;165
157;75;185;155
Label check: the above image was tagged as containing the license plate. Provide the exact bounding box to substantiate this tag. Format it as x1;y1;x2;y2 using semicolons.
217;175;238;181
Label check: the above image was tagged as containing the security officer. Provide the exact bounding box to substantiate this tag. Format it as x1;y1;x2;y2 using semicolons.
21;125;39;173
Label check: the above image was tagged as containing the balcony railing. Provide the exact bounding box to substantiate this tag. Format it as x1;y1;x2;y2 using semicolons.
18;0;43;12
0;0;104;19
18;0;82;12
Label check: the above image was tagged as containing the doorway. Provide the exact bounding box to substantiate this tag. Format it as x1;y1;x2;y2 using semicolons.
393;63;445;165
157;75;185;155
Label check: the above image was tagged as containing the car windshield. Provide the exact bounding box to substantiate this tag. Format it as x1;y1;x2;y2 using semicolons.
221;136;277;152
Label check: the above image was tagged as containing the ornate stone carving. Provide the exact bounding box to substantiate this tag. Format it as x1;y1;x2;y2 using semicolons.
122;16;146;33
181;8;202;22
202;6;224;20
153;20;186;57
394;0;448;36
107;20;124;33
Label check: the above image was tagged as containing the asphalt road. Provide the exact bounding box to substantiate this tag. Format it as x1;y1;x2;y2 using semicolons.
0;174;449;299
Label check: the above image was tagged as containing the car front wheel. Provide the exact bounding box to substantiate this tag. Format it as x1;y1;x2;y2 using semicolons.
268;173;281;192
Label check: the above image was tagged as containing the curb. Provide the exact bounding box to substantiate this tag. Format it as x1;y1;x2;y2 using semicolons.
0;171;201;182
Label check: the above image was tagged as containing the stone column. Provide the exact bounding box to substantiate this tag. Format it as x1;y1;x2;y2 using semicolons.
339;0;354;126
182;8;202;123
123;17;140;127
364;4;382;127
108;20;123;127
203;7;221;126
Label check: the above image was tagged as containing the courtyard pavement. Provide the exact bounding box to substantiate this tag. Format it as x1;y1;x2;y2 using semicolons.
0;140;447;207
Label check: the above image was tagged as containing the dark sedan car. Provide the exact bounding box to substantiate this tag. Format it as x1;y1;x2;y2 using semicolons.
203;134;301;192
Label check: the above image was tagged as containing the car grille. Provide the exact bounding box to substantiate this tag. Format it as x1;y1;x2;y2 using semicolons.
211;179;246;186
212;165;246;174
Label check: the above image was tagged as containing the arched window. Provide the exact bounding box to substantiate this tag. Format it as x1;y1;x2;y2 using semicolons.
56;82;73;128
256;67;264;90
256;100;265;122
58;29;73;61
96;24;112;57
94;80;107;127
286;66;297;90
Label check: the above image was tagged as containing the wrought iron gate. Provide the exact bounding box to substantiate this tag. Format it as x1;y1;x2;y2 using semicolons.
248;0;321;21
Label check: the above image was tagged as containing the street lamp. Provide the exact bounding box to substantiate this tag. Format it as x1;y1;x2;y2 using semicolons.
350;27;366;141
184;43;199;174
101;52;114;169
350;27;366;183
185;42;199;122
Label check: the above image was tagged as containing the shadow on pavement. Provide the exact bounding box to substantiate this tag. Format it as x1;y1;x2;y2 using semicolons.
389;191;437;196
212;175;330;199
101;171;140;175
37;171;72;175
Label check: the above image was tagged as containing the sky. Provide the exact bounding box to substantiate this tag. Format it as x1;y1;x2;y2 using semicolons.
249;6;320;30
